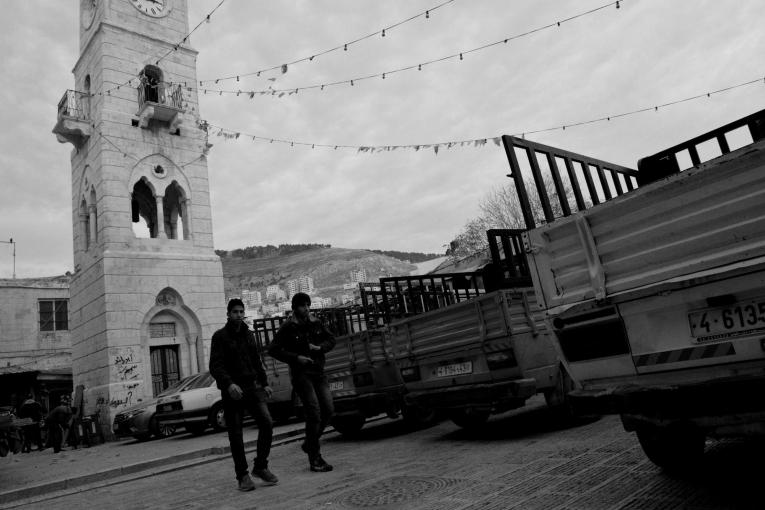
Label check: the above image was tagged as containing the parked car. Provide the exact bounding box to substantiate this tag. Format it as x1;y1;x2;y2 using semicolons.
154;371;226;435
112;374;204;441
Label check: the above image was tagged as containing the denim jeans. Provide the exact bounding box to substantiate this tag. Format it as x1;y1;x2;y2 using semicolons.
292;372;334;457
223;385;273;480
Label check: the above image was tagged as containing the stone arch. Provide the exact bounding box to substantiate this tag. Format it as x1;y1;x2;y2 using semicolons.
139;287;205;397
128;155;193;240
131;177;157;238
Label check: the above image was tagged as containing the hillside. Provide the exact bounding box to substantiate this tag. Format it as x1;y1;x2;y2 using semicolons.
221;247;417;304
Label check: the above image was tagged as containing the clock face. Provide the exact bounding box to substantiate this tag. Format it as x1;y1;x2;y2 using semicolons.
129;0;169;18
81;0;96;29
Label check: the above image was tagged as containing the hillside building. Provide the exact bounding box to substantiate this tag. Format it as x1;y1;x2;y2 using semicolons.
266;285;286;301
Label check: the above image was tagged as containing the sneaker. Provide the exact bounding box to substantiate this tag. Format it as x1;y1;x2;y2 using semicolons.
237;474;256;492
310;455;333;472
252;467;279;485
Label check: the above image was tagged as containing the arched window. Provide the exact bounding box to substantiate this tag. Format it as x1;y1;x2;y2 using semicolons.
80;199;90;250
83;75;91;119
163;181;187;240
89;187;98;245
139;65;163;104
132;179;157;238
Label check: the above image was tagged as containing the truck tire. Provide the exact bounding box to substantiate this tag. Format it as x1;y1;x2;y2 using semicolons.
544;364;576;419
401;404;437;429
636;424;705;472
450;409;490;429
331;414;366;436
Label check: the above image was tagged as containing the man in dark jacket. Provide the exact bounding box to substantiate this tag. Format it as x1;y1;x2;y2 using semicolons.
210;298;278;492
269;292;336;472
46;396;73;453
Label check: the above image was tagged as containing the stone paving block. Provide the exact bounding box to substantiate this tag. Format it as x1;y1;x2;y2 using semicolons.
501;474;564;497
618;497;684;510
549;464;623;494
567;472;657;510
604;447;646;467
507;491;575;510
545;452;610;476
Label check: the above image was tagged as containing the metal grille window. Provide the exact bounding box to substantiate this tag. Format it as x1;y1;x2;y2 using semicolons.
39;300;68;331
149;322;176;338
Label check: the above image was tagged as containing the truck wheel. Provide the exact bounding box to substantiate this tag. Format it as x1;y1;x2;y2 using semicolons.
185;423;208;436
210;404;227;432
544;364;576;418
450;409;490;429
331;415;366;436
401;404;437;429
636;424;705;472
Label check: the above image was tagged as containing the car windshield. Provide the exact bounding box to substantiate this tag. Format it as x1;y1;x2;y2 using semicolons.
156;374;200;397
184;373;214;390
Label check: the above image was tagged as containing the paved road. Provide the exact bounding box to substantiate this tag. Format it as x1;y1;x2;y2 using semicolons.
4;399;762;509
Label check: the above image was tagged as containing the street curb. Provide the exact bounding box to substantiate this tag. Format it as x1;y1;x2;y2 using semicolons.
0;427;305;506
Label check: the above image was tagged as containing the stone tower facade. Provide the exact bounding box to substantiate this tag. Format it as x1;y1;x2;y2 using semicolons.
53;0;225;437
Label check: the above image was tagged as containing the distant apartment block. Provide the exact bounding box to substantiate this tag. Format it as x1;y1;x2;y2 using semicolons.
265;285;286;301
342;282;357;291
311;296;333;309
277;301;292;314
286;275;314;297
341;293;355;305
349;268;367;284
241;289;262;307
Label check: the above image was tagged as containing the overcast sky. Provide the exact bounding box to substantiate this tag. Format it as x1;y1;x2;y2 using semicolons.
1;0;763;277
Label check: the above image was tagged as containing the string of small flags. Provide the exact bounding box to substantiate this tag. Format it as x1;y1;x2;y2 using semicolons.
198;0;458;85
204;75;765;154
98;0;226;98
197;0;623;98
92;125;207;169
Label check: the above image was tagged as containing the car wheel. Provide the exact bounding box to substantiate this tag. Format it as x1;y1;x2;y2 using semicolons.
150;415;177;439
450;408;491;429
210;403;226;432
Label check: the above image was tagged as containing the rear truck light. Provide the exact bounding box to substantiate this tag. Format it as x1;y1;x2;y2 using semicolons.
353;372;373;387
486;350;518;370
400;366;421;382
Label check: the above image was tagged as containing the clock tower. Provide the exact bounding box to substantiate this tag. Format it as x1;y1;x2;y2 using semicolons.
53;0;225;438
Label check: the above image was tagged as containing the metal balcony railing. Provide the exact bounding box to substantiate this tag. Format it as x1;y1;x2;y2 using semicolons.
137;81;183;111
57;90;90;121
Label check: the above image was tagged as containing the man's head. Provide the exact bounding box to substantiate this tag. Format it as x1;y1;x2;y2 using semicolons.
291;292;311;320
226;298;246;324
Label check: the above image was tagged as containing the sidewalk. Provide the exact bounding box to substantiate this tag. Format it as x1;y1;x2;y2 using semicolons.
0;418;312;505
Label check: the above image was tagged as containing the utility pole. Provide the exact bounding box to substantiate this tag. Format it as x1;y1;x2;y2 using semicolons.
0;238;16;278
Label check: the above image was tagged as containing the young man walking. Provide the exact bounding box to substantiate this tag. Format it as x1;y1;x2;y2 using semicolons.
269;292;336;472
210;298;278;491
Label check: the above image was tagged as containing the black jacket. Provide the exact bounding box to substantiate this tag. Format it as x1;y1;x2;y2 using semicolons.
268;315;335;376
209;320;269;391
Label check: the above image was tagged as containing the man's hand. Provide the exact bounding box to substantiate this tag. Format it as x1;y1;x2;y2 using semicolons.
308;343;322;352
227;383;243;400
296;355;314;365
263;386;273;399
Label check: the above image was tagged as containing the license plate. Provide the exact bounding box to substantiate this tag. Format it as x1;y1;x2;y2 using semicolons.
329;381;344;391
688;298;765;342
435;361;473;378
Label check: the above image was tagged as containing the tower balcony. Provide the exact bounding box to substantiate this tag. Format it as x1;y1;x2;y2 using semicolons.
52;90;92;147
137;81;184;131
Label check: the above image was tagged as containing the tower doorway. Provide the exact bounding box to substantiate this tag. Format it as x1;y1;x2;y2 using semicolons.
150;345;180;396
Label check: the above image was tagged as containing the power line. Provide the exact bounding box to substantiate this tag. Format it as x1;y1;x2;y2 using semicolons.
199;0;459;85
204;75;765;154
196;0;623;97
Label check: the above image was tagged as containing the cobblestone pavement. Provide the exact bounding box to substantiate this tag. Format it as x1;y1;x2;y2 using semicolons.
5;399;762;510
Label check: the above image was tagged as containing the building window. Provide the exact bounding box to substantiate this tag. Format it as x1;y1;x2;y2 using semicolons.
150;322;176;338
39;300;68;331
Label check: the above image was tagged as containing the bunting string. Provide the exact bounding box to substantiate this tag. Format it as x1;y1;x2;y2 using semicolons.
199;0;458;85
196;0;623;97
204;75;765;154
98;0;226;98
92;124;207;168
